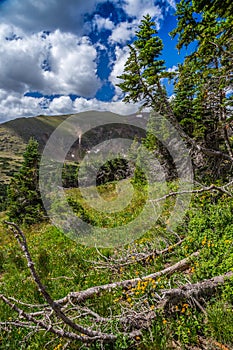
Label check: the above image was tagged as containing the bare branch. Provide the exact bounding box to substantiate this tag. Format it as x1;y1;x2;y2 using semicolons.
56;252;199;305
92;239;185;271
4;221;117;343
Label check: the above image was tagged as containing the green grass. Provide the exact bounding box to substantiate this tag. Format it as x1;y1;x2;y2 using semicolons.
0;185;233;349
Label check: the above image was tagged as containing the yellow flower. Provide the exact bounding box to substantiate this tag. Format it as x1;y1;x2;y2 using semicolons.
202;237;207;245
150;305;155;310
162;319;167;324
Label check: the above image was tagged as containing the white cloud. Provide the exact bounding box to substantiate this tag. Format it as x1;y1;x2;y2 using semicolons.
167;65;178;73
109;20;138;44
0;93;139;123
0;90;47;122
48;96;73;114
0;26;47;93
166;0;177;9
0;0;100;34
0;25;101;97
92;15;115;32
109;46;130;100
43;31;101;96
73;97;138;115
121;0;163;25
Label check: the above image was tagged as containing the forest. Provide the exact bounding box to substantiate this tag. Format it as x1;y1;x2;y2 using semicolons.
1;0;233;349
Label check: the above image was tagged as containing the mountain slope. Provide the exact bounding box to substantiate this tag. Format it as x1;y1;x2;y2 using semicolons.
0;111;147;184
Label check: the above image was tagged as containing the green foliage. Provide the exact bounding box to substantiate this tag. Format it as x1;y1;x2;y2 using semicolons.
1;189;233;349
62;162;79;188
0;183;8;211
117;14;173;113
6;137;46;225
170;0;233;177
66;180;148;228
206;301;233;345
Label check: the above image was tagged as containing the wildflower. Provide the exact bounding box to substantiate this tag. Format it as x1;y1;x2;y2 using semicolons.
202;237;207;245
162;319;167;324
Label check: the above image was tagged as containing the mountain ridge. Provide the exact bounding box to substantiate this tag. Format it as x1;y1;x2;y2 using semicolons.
0;111;148;184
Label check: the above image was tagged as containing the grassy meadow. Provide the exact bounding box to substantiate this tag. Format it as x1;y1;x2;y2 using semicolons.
0;180;233;349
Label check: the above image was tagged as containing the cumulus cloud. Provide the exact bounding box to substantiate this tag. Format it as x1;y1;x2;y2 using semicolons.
0;24;101;97
43;31;101;96
109;21;138;44
73;97;138;115
48;96;73;114
121;0;163;24
0;90;47;122
167;65;178;73
0;93;138;123
0;0;99;34
109;46;130;100
0;0;177;122
92;15;115;32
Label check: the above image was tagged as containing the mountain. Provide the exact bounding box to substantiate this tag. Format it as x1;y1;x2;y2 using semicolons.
0;114;69;184
0;111;148;185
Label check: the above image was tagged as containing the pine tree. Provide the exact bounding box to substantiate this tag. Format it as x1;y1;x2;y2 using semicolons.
117;14;178;179
118;11;233;180
7;137;46;225
170;1;233;177
117;14;174;115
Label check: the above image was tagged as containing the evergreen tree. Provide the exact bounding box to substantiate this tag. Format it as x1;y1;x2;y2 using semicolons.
117;14;178;179
117;14;174;115
171;0;233;176
118;12;233;180
7;137;46;225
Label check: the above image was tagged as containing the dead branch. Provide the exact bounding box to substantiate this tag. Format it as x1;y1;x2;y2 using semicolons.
160;271;233;310
56;251;200;305
91;239;185;271
3;221;117;343
151;183;233;203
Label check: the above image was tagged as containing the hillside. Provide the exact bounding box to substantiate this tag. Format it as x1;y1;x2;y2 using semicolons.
0;114;69;184
0;111;148;185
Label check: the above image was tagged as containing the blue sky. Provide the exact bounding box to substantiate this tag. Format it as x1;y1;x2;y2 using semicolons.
0;0;188;123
